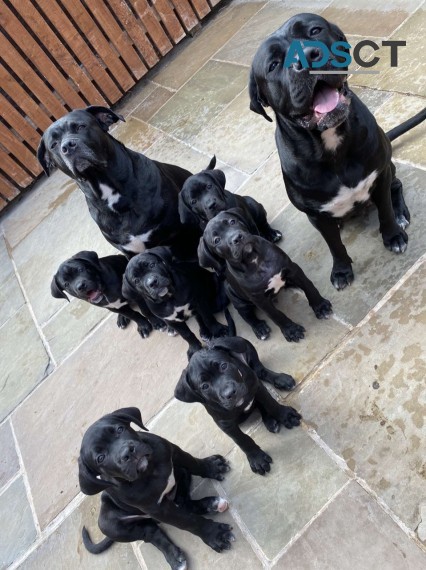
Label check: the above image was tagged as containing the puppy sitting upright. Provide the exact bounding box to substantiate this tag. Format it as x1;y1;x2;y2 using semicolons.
179;155;282;243
79;407;234;570
123;246;228;358
175;337;301;475
199;208;332;342
51;250;163;338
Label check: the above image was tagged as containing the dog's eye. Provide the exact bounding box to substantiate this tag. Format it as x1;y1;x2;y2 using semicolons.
149;262;155;269
97;454;105;464
220;362;228;371
134;277;140;285
117;426;124;433
64;281;69;287
213;237;221;245
310;26;322;36
50;141;57;150
268;61;279;73
77;124;86;131
78;267;84;273
229;219;235;225
206;184;212;190
190;199;197;205
201;382;209;390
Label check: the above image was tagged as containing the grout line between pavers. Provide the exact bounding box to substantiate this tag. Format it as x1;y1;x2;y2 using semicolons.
132;541;149;569
270;479;352;566
394;157;426;172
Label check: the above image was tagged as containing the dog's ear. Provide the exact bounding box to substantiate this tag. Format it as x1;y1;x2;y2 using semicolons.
122;270;138;302
37;138;54;176
249;69;273;123
206;155;217;170
50;273;70;301
174;368;202;403
72;250;100;267
85;106;125;132
197;235;226;276
150;246;174;267
205;168;226;190
78;456;113;495
109;407;148;431
329;22;348;43
178;191;199;226
209;336;251;365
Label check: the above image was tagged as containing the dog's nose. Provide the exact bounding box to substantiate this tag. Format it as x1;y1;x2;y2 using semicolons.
222;385;236;400
146;275;158;288
292;46;324;71
61;139;77;155
207;199;216;210
120;444;135;463
231;232;243;245
76;280;86;292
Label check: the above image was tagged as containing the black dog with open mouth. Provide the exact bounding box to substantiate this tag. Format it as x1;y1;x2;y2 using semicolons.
179;155;282;243
78;407;234;570
198;208;332;342
51;250;162;338
175;337;301;475
122;246;229;358
249;13;426;289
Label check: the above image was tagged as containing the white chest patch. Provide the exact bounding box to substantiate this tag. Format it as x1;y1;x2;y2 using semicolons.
158;467;176;504
165;303;193;322
321;127;342;152
99;183;121;210
266;272;286;294
244;398;255;412
104;298;128;309
123;231;154;254
320;170;378;218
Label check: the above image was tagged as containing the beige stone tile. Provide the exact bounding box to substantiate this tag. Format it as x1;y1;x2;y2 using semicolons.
290;261;426;530
0;234;13;282
42;300;109;364
0;420;19;489
220;426;349;559
374;94;426;168
140;480;263;569
192;87;277;174
12;317;189;529
150;60;248;143
0;305;51;421
11;189;116;326
113;78;158;118
151;1;265;90
350;86;392;113
22;495;140;570
110;115;165;153
131;85;174;122
351;7;425;96
0;272;25;327
0;477;37;567
215;0;331;66
275;482;426;569
145;134;248;192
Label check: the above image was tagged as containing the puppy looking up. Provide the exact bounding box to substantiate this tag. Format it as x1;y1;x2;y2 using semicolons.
79;407;234;569
249;13;426;289
122;246;229;358
51;250;164;338
198;208;332;342
179;155;282;243
175;336;301;475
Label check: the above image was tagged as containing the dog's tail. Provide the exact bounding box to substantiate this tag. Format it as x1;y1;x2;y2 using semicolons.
386;107;426;142
82;526;114;554
224;306;236;337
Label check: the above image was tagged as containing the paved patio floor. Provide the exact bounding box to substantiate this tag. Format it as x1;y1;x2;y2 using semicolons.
1;0;425;568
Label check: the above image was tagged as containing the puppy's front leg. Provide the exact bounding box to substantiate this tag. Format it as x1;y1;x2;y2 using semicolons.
254;295;305;342
255;384;301;430
171;443;231;481
240;338;296;390
167;321;202;359
286;261;332;320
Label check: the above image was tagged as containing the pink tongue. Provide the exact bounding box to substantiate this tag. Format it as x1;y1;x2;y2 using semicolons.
88;290;101;301
313;84;339;114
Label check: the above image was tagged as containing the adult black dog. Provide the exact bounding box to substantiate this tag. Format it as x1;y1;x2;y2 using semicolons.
249;13;426;290
51;250;163;338
179;155;282;243
37;106;197;257
123;246;229;358
198;208;332;342
175;337;301;475
79;407;234;569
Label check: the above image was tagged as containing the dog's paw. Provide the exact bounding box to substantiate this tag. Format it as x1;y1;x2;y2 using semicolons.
167;326;178;336
210;497;229;513
253;321;271;341
263;415;281;433
206;323;229;339
203;522;235;553
330;266;354;290
203;455;231;480
137;321;153;339
313;298;333;319
116;315;130;329
187;344;202;360
152;318;167;332
247;449;273;475
273;373;296;391
282;323;305;342
268;228;283;243
383;229;408;254
279;406;302;429
166;546;187;570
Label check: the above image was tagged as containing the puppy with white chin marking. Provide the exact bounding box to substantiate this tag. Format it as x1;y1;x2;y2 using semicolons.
51;250;165;338
198;208;332;343
175;336;301;475
79;407;234;570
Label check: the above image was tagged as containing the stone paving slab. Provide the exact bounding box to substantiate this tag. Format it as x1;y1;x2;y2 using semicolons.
0;420;19;489
290;261;426;531
275;481;426;569
0;477;37;569
219;426;349;560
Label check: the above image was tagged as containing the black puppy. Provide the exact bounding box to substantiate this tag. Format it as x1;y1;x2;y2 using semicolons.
123;246;228;358
249;13;426;290
51;250;163;338
175;337;301;475
37;106;197;257
79;407;234;570
198;208;332;342
179;155;282;243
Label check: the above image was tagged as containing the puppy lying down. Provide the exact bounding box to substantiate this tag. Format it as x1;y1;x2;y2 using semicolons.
78;407;234;570
175;336;301;475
